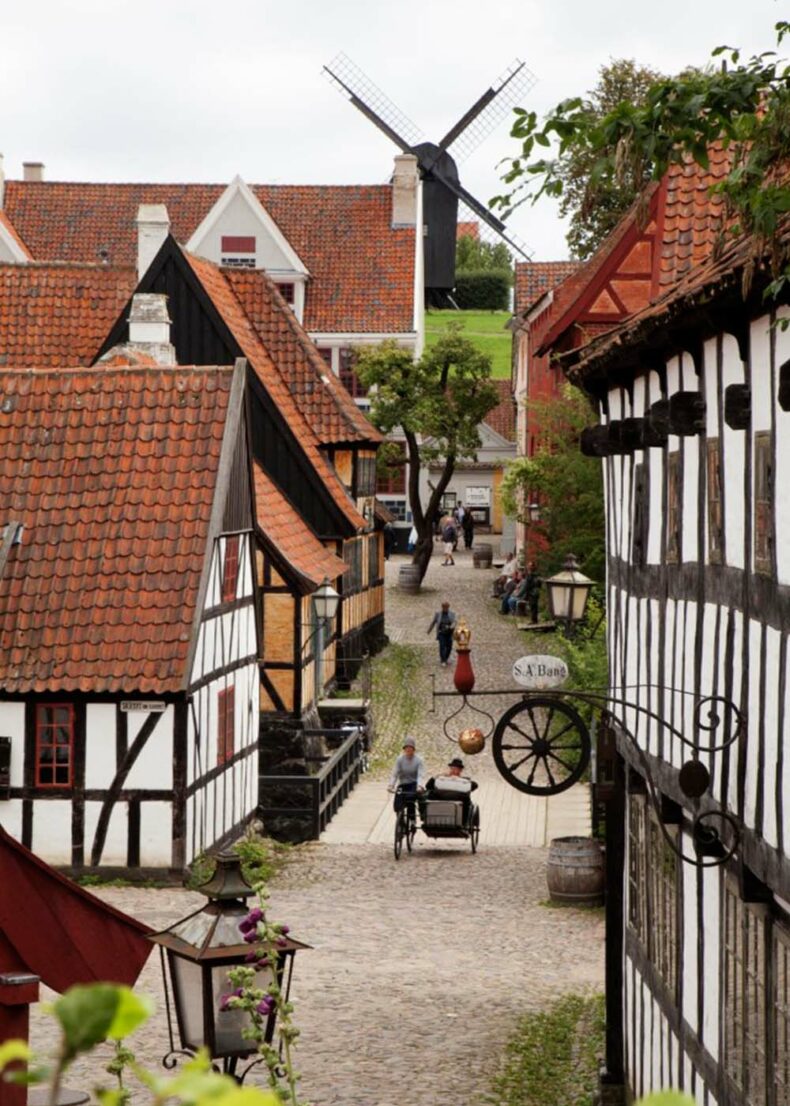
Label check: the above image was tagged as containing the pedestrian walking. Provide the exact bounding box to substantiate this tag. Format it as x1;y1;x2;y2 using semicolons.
462;509;474;550
407;524;417;554
428;601;457;665
383;521;395;560
440;516;457;565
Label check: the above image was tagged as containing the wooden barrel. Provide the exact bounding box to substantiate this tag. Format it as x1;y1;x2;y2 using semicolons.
473;543;493;569
398;564;421;593
546;836;604;906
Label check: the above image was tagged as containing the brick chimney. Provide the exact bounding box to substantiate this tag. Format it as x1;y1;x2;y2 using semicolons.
391;154;419;227
136;203;170;279
22;162;44;182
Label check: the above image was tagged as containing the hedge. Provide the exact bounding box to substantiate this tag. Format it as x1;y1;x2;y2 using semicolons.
453;268;511;310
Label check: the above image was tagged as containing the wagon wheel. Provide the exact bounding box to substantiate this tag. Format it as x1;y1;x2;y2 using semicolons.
492;696;590;796
470;805;480;854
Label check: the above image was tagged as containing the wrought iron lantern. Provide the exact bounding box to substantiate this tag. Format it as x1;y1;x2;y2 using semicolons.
527;500;541;523
149;854;307;1079
545;553;593;629
312;577;340;623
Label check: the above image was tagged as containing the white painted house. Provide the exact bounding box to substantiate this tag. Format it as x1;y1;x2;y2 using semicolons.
0;355;260;875
566;215;790;1105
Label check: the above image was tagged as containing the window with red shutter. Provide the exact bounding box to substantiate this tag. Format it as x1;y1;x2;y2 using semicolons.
222;536;240;603
217;687;235;766
35;704;74;787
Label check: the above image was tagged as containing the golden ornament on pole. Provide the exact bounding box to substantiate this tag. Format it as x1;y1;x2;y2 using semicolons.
458;727;485;755
453;618;472;652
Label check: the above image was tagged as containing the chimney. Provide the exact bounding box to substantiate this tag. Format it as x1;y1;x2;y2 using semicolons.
127;294;176;365
136;203;170;279
391;154;419;227
22;162;44;183
0;154;4;208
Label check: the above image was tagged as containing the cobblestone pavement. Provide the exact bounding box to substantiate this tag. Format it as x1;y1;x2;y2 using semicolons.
28;547;604;1106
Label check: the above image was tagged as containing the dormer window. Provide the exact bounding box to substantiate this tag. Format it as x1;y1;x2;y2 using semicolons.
221;235;256;269
276;282;295;305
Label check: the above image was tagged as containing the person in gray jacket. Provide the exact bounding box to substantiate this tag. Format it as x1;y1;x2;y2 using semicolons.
387;737;426;817
427;602;457;665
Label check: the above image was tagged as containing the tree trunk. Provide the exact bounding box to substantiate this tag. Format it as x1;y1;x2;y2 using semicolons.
411;535;434;583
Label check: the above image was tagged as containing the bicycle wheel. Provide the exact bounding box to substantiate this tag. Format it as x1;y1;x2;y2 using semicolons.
394;808;405;860
470;805;480;854
406;810;417;853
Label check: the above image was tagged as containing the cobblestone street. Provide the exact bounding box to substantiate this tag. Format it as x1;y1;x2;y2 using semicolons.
30;547;605;1106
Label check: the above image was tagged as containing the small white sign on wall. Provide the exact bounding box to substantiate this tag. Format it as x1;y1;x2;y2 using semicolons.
120;701;166;713
512;655;569;690
465;486;491;507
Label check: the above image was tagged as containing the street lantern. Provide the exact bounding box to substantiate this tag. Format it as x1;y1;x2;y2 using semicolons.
527;501;541;524
149;854;307;1078
312;577;340;623
545;553;594;630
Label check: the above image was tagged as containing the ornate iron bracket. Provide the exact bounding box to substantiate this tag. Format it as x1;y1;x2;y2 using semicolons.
431;682;744;869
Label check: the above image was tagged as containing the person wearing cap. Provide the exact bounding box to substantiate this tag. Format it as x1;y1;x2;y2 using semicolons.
425;757;478;824
387;738;426;819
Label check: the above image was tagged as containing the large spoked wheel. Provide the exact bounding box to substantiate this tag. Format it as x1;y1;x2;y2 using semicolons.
394;807;407;860
492;696;591;796
469;805;480;853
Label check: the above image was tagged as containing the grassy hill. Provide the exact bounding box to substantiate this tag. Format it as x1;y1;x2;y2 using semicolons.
425;309;512;379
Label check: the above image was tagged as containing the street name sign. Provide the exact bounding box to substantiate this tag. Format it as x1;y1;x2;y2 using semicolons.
512;655;569;689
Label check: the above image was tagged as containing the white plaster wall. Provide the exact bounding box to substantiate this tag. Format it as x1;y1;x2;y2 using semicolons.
775;308;790;584
679;352;700;564
83;800;128;867
32;800;72;864
762;625;781;849
744;618;763;830
140;802;174;867
84;703;118;789
646;369;664;565
0;701;25;785
125;706;174;791
682;857;698;1030
0;799;23;840
727;610;744;814
193;189;303;275
701;866;721;1062
720;334;746;568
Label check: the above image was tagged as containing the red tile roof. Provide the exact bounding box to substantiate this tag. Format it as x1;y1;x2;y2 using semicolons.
0;365;234;694
483;379;517;442
657;144;734;290
457;221;480;240
182;249;366;530
3;181;417;335
0;211;32;259
514;260;579;317
0;262;136;368
253;464;347;588
224;268;381;445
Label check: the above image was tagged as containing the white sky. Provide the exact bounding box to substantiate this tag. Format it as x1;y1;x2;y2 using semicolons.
0;0;783;259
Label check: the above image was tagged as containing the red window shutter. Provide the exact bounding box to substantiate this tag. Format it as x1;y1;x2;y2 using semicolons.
222;536;240;603
221;236;256;253
217;687;235;766
35;703;74;788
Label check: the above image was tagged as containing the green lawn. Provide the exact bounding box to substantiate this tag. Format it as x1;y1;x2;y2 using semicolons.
425;309;512;378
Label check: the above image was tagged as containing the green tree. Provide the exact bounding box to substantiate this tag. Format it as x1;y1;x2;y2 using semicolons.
456;233;513;277
501;385;605;581
494;22;790;303
355;328;499;583
553;58;667;259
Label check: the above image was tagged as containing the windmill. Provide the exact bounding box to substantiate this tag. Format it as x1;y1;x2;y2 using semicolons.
323;54;536;306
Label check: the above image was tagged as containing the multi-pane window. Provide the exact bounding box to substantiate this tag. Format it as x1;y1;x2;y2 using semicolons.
343;539;363;593
754;432;773;574
775;923;790;1105
666;452;680;562
221;236;256;268
723;882;768;1105
368;532;382;585
275;282;295;305
339;349;368;398
378;498;408;521
377;443;406;495
627;792;679;1000
217;686;235;766
707;439;723;562
222;535;240;603
35;704;74;787
355;455;377;498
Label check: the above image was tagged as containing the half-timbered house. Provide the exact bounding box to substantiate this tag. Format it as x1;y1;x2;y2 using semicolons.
562;170;790;1104
0;358;261;876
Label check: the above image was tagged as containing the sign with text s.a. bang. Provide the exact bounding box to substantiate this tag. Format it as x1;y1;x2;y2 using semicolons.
512;655;569;689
